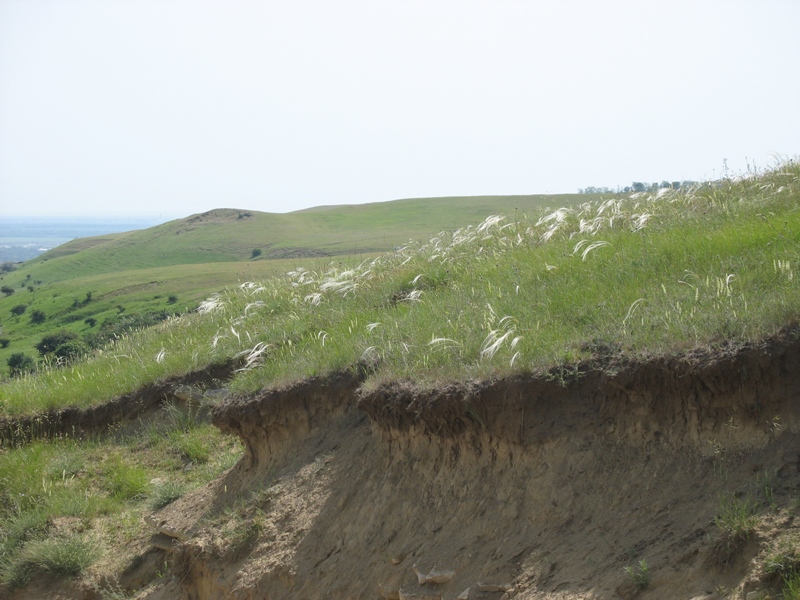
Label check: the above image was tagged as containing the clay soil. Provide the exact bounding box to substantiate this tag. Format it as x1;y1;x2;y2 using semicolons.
8;329;800;599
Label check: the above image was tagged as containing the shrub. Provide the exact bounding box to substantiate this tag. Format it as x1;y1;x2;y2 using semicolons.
0;262;17;273
53;340;88;362
84;317;97;328
9;304;26;316
7;353;34;376
29;309;46;324
0;338;9;348
251;248;262;259
167;294;178;304
36;330;78;356
1;285;15;296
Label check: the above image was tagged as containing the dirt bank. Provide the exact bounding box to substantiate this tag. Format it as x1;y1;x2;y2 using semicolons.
116;328;800;599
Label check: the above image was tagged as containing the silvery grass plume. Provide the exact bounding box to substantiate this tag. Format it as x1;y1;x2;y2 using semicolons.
401;289;423;303
196;162;800;376
572;240;611;261
244;301;265;315
239;281;267;294
774;259;794;281
235;342;272;372
428;336;461;352
480;314;522;364
197;295;224;314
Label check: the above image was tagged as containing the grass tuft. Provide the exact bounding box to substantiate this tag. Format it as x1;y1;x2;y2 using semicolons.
714;494;760;540
0;534;98;588
623;559;650;589
104;458;149;500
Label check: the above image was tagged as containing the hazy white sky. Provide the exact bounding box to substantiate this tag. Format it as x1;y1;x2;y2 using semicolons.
1;0;798;217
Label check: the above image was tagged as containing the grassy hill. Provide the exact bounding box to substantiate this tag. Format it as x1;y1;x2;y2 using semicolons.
2;163;799;413
1;162;800;597
29;194;585;281
0;193;588;378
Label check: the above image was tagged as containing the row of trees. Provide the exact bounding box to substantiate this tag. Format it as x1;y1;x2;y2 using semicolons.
578;181;699;195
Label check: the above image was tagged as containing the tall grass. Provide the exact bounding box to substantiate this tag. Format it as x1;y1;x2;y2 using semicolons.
0;423;243;588
2;161;799;413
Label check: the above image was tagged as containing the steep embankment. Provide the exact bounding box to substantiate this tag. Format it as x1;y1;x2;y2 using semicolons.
131;328;800;600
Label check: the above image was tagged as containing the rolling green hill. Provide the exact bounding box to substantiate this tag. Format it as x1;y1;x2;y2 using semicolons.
30;194;586;282
1;164;800;598
0;193;589;376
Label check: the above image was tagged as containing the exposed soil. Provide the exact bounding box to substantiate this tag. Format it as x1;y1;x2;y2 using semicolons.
9;328;800;599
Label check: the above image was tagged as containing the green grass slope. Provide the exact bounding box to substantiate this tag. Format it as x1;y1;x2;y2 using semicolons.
0;194;586;377
2;161;798;416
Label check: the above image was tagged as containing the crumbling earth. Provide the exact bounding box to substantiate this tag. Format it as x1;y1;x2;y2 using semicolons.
9;329;800;599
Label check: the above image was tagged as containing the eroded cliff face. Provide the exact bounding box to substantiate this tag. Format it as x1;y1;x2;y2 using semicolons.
120;329;800;600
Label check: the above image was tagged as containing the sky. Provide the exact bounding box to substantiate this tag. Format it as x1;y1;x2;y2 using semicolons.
1;0;798;218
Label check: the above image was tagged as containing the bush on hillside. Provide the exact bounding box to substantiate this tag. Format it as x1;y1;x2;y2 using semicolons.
7;353;34;376
53;339;88;362
36;330;78;356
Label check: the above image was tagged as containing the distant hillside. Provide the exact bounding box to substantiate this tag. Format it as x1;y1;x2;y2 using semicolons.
29;194;588;283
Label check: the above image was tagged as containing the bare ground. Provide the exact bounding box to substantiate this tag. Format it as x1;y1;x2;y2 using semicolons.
8;328;800;599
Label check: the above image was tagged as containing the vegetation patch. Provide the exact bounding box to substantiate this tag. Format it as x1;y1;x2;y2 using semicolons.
0;533;98;589
623;559;650;589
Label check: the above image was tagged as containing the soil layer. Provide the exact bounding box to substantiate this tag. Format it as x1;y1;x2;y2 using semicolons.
9;330;800;599
139;329;800;599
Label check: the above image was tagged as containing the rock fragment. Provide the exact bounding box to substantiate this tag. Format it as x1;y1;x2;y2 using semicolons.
412;564;456;585
476;582;514;593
